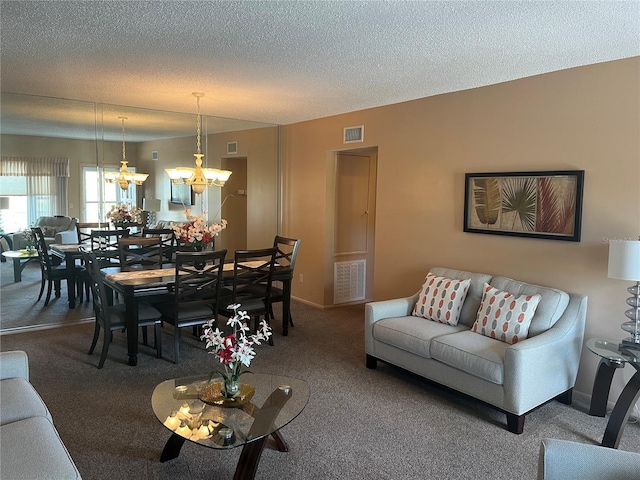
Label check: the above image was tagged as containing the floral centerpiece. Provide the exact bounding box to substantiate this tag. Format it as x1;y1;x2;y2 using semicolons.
200;303;272;399
106;203;142;225
170;209;227;250
22;229;35;251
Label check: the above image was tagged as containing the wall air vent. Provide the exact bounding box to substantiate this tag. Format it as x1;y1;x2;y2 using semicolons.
343;125;364;144
334;260;366;304
227;142;238;155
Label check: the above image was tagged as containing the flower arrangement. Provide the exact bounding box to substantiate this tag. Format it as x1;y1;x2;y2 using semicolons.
170;209;227;249
106;203;142;224
201;303;272;398
22;229;35;250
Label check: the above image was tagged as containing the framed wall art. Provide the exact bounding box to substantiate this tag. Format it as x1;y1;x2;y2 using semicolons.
464;170;584;242
169;181;195;205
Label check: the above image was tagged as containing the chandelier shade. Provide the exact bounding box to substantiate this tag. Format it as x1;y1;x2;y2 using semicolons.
165;93;231;194
104;117;149;190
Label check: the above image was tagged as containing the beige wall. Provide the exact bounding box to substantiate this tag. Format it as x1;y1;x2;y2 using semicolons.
281;57;640;401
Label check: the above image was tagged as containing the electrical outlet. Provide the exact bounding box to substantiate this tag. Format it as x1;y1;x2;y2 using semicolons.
299;274;303;284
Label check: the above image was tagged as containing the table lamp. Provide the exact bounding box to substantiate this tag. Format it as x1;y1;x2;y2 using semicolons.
608;238;640;348
142;198;161;227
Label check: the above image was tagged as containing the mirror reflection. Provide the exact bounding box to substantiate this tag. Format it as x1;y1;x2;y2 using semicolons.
0;92;279;254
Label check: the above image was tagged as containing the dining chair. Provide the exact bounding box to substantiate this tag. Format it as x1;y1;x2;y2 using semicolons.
32;227;85;306
269;236;301;327
90;229;129;267
81;250;162;368
155;250;227;364
117;237;163;271
76;222;101;245
218;247;277;346
142;228;177;265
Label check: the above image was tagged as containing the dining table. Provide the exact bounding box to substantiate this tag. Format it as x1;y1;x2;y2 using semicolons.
101;262;293;366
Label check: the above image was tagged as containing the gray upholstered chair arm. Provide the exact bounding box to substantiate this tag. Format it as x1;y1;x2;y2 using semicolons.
56;229;78;244
503;294;588;413
0;350;29;381
538;438;640;480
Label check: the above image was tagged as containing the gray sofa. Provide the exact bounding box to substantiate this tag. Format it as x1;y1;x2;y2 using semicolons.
0;350;81;479
10;215;78;248
538;438;640;479
365;267;588;433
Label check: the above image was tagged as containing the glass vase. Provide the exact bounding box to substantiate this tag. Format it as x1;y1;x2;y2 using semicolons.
224;378;239;398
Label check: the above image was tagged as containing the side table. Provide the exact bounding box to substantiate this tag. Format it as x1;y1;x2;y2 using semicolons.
1;249;39;282
586;338;640;449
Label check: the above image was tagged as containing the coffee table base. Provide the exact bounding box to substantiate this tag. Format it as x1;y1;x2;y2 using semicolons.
159;386;292;480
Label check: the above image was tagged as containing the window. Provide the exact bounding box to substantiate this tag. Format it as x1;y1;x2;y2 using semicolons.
0;156;69;233
82;166;137;222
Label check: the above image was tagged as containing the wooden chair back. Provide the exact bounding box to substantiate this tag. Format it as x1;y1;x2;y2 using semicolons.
118;237;163;271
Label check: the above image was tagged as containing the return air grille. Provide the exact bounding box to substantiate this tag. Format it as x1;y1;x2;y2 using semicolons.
227;141;238;154
343;125;364;143
334;260;366;304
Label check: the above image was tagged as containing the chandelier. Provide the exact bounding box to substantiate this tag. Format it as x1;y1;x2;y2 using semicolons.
104;117;149;190
165;93;232;195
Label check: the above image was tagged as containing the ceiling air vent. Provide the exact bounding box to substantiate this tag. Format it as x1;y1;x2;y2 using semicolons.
343;125;364;144
227;141;238;155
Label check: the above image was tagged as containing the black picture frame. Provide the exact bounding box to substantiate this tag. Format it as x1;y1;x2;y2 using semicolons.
463;170;584;242
169;182;195;205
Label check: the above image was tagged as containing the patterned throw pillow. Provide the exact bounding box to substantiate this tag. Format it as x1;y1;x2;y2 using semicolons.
412;273;471;326
471;283;541;344
41;226;56;237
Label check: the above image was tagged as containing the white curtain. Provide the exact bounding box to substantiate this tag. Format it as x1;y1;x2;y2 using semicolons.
0;156;69;224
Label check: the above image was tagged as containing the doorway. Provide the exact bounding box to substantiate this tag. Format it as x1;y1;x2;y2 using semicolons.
220;157;247;254
333;148;377;304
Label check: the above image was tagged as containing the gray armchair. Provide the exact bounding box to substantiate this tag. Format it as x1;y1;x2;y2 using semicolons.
538;438;640;480
10;215;78;248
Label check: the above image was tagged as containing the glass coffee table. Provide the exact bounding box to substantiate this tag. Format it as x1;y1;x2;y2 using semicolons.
586;338;640;448
152;373;310;480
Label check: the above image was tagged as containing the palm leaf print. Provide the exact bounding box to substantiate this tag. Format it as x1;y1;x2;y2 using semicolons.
501;177;537;231
472;178;500;225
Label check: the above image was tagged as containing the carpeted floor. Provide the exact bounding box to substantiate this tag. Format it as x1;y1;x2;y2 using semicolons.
0;258;94;332
1;297;639;479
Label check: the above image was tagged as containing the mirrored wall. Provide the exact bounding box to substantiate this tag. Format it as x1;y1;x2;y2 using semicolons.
0;92;280;252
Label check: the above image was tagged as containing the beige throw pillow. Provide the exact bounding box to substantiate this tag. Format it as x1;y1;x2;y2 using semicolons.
412;273;471;326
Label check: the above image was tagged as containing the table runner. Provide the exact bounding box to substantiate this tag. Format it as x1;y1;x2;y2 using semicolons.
104;261;265;283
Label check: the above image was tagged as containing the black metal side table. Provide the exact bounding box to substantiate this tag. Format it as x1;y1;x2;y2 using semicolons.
586;338;640;448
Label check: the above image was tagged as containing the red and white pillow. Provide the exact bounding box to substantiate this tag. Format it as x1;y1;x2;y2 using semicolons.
471;283;541;344
412;273;470;326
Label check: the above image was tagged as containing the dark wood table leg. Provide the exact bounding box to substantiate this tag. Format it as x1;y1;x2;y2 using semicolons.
282;277;291;336
233;386;292;480
124;289;138;366
160;433;187;462
602;369;640;448
11;258;22;282
65;252;76;309
589;358;622;417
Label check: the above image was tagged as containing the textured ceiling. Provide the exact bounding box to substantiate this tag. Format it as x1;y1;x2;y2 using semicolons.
1;0;639;137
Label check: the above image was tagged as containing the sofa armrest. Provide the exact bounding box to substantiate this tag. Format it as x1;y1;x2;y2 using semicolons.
55;229;78;244
0;350;29;381
365;294;419;353
503;294;588;412
9;232;25;250
538;438;640;480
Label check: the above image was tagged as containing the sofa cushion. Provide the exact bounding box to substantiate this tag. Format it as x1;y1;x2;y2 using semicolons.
431;330;510;385
0;377;52;426
471;283;541;344
373;316;468;359
412;273;470;325
490;276;570;336
429;267;493;328
0;416;81;479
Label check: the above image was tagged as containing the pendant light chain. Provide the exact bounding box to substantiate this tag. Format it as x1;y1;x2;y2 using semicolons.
196;95;201;155
121;117;127;161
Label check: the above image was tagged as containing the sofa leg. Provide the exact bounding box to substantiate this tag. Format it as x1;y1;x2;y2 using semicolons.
506;413;525;434
366;354;377;369
556;388;573;405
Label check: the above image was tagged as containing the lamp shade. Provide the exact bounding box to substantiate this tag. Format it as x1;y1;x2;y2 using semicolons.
142;198;161;211
608;239;640;281
0;197;9;210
